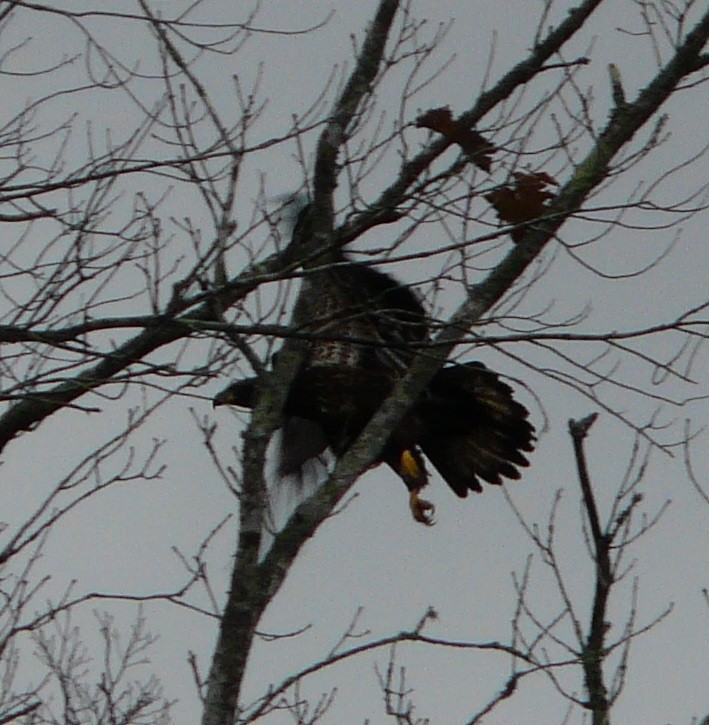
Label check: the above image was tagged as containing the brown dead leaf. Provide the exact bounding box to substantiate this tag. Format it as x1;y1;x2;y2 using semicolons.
485;171;558;242
416;106;495;172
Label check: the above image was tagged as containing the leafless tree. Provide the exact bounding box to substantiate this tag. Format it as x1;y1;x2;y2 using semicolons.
0;1;706;723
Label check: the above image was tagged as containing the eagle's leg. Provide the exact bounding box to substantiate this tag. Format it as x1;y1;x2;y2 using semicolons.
398;449;435;526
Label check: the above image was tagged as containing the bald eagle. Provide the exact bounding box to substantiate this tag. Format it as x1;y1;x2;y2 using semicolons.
214;205;535;523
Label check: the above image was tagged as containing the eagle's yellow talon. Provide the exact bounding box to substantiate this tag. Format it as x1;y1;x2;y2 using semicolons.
410;490;436;526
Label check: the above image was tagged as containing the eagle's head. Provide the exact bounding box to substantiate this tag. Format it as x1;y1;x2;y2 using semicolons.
212;379;256;409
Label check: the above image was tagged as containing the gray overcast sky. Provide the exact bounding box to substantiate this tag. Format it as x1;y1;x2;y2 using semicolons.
2;1;707;723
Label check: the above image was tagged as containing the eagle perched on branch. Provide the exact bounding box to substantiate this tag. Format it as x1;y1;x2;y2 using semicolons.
214;203;535;524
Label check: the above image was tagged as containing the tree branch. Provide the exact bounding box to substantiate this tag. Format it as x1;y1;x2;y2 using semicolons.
200;4;405;724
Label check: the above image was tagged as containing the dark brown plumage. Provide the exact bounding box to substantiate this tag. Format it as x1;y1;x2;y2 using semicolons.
214;204;535;523
215;361;534;521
